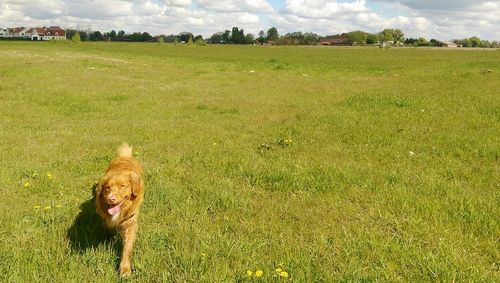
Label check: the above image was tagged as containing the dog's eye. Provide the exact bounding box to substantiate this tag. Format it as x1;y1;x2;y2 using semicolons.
121;184;127;188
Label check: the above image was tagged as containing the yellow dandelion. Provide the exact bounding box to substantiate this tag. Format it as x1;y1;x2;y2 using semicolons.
213;142;218;146
55;204;62;208
33;205;41;209
279;271;289;278
200;252;206;257
246;270;253;277
275;268;282;273
44;206;51;210
255;270;263;277
134;151;140;157
23;181;30;188
46;173;53;180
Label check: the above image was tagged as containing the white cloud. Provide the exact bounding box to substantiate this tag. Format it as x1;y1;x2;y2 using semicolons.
276;0;499;40
282;0;368;19
165;0;192;7
197;0;273;13
0;0;498;40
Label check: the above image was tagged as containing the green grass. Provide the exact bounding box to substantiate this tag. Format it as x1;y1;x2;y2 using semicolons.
0;41;499;282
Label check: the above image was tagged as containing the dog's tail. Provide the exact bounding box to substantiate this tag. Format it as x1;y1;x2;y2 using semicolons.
117;143;133;158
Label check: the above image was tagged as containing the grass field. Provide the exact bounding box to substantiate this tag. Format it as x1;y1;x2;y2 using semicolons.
0;41;499;282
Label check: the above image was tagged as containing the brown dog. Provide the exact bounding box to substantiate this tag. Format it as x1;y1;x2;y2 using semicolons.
95;144;144;277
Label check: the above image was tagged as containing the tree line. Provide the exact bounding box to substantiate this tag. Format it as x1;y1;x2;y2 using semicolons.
66;29;154;42
66;27;499;48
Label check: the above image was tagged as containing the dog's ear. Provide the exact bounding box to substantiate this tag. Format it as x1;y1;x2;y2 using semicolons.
95;175;110;197
129;172;143;197
94;178;103;197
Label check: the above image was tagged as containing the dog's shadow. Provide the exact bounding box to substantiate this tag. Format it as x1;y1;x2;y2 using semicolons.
67;185;106;252
67;184;120;255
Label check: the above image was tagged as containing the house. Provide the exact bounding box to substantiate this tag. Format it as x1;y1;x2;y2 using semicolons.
439;41;458;48
0;26;66;40
24;27;45;40
3;27;28;38
319;34;353;46
41;26;66;40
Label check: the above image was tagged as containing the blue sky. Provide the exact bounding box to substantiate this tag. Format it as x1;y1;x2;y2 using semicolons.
0;0;498;40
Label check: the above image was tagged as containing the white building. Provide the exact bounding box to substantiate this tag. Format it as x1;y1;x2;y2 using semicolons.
0;26;66;40
440;41;458;48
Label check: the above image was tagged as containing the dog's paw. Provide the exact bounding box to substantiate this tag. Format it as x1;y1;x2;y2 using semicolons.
119;262;132;277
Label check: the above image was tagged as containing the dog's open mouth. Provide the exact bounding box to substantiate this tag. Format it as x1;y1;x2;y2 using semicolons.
107;201;124;215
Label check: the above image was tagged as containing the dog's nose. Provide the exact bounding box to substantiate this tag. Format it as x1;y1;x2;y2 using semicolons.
107;194;116;203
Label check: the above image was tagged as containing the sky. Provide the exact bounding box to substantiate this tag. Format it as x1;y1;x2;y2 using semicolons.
0;0;499;40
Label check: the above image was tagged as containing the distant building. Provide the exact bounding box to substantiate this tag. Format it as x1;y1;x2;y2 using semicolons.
319;34;353;46
439;41;458;48
6;27;28;38
0;26;66;40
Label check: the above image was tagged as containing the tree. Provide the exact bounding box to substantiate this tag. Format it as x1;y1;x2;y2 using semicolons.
391;28;405;42
79;31;88;41
376;32;385;43
284;32;303;44
463;38;472;47
303;32;319;45
347;30;368;44
140;32;153;42
89;31;103;41
469;36;481;47
179;32;193;43
109;30;117;41
366;33;378;44
231;27;245;44
267;27;279;41
429;39;439;46
405;38;417;45
222;30;231;44
210;32;223;44
66;29;78;40
416;37;429;46
194;35;203;41
380;30;394;41
71;32;81;43
380;28;404;42
102;32;110;41
480;40;491;48
164;34;177;43
117;30;126;41
244;33;255;44
128;32;142;41
258;30;266;43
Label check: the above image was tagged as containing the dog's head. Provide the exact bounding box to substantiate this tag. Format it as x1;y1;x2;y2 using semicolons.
97;172;142;215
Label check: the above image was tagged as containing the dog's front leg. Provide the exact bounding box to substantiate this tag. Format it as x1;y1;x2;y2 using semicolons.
119;220;137;277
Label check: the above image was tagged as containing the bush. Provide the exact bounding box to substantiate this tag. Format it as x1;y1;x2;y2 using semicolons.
71;33;81;43
195;38;206;46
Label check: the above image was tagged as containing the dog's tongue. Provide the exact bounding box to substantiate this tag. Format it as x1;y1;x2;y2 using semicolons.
107;203;121;215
